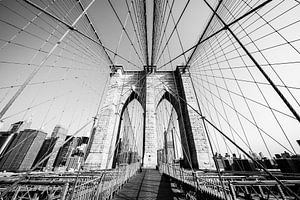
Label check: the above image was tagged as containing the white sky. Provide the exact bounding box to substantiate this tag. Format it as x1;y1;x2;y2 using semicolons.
0;0;299;158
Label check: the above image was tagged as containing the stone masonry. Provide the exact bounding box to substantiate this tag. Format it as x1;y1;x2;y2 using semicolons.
84;66;214;170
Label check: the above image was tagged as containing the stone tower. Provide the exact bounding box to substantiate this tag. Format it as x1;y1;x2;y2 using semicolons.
85;66;214;170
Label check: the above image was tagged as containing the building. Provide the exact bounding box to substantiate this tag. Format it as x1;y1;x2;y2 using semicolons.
9;121;31;133
51;125;68;138
0;131;13;157
45;125;67;170
33;125;67;171
66;156;83;171
33;137;57;170
54;136;79;168
274;151;300;173
0;129;46;172
85;127;96;160
215;154;225;171
0;121;31;157
54;136;88;170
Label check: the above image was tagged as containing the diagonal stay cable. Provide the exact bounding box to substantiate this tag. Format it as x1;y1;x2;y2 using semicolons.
0;120;92;198
158;0;273;70
23;0;110;66
0;60;105;72
153;0;175;65
0;0;97;121
191;72;296;119
151;74;300;199
189;1;298;70
155;0;191;65
216;2;298;154
125;0;145;63
22;0;140;68
167;0;188;64
0;91;73;158
152;0;168;66
107;0;145;66
0;77;79;90
202;0;300;123
77;0;113;65
186;0;223;66
190;75;294;154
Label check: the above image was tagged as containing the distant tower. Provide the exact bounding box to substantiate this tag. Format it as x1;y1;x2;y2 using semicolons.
53;136;88;171
0;129;46;172
54;136;79;168
33;137;57;170
0;121;31;159
51;125;67;138
85;66;214;170
45;126;67;170
0;120;4;130
8;121;32;133
34;125;67;171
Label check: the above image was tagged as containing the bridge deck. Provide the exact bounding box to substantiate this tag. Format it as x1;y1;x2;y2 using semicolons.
112;169;186;200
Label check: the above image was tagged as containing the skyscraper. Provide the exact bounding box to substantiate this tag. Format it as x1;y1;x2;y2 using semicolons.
54;136;78;168
54;136;89;170
32;137;57;170
33;125;67;171
0;131;13;157
45;125;67;170
0;129;46;172
0;121;31;162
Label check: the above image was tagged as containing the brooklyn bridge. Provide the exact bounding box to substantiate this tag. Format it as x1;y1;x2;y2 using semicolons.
0;0;299;199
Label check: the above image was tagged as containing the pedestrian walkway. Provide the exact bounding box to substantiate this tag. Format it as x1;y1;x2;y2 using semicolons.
112;169;186;200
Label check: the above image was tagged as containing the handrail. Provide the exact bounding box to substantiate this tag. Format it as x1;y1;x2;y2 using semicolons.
0;163;140;200
158;162;300;200
70;162;140;200
159;162;233;200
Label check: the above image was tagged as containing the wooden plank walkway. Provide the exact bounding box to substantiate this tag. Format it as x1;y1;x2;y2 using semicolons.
112;169;186;200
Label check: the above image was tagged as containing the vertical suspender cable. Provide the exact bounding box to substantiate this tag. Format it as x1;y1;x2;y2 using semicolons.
0;0;96;120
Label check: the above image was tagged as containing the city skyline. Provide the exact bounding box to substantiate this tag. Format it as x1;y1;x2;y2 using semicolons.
1;119;299;174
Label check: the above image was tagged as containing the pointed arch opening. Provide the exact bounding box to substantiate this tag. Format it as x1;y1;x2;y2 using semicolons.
112;91;144;168
156;91;193;168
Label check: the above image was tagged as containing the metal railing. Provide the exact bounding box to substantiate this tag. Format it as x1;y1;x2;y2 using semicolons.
70;163;139;200
159;162;234;199
159;162;300;200
0;162;140;200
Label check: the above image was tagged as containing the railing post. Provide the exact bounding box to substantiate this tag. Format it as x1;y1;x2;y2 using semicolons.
244;185;249;196
277;185;286;200
11;186;20;200
167;163;170;176
182;168;185;183
97;173;105;199
258;185;265;199
229;182;236;200
192;171;196;188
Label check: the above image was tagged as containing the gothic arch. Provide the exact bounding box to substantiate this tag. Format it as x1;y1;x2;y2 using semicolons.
157;90;180;116
112;91;144;168
156;91;193;168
